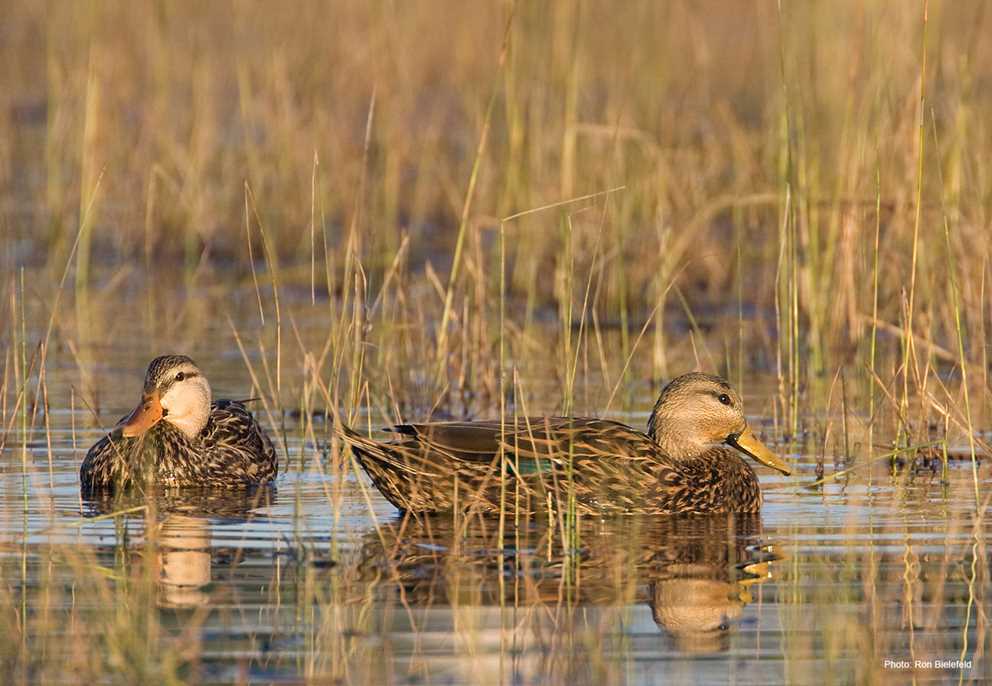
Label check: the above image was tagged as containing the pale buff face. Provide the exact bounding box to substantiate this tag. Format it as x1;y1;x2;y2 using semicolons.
157;360;212;438
120;355;212;440
647;373;790;474
647;373;747;453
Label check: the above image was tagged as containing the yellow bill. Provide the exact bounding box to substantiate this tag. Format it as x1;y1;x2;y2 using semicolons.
730;426;791;475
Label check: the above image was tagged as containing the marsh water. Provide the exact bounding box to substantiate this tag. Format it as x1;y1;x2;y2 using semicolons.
1;295;990;686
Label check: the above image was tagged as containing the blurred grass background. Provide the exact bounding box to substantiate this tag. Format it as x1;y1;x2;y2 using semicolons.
2;0;992;421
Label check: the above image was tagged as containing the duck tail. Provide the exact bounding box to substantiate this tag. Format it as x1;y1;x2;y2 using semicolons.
328;406;383;456
330;410;436;478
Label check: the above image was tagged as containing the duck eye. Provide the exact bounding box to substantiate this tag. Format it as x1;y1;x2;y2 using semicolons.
175;372;186;382
718;393;732;406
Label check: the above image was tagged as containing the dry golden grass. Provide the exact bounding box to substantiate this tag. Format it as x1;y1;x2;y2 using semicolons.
1;1;992;684
0;5;982;316
3;2;991;404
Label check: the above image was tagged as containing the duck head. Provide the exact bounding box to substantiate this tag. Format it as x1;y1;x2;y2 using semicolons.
118;355;212;439
647;372;790;475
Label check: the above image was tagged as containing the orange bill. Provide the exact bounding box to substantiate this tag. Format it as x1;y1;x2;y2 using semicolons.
118;389;163;437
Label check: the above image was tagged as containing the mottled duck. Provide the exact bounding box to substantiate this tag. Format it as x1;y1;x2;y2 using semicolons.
81;355;277;491
338;372;790;515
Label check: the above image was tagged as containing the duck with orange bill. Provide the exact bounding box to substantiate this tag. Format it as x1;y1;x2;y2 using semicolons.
80;355;278;491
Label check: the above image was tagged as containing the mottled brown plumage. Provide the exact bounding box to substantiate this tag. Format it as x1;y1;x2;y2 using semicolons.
338;373;791;515
80;355;277;492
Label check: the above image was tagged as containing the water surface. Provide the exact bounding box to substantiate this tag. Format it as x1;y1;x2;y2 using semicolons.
1;323;989;685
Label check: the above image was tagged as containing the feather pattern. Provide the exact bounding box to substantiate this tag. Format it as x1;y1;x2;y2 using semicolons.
81;400;277;491
80;356;278;492
338;373;786;515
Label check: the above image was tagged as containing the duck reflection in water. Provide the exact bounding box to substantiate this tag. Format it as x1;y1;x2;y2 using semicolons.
81;488;276;608
645;516;774;653
157;514;213;607
355;512;779;654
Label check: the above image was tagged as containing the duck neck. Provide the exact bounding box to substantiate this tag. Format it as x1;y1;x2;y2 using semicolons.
647;411;715;461
166;411;209;439
651;428;712;461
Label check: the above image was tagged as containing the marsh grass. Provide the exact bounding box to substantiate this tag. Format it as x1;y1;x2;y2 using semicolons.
2;0;992;684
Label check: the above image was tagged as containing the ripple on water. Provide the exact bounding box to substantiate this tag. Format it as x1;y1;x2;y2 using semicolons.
1;404;990;685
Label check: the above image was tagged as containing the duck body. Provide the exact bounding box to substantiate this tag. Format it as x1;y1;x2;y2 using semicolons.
342;417;761;515
339;373;790;515
81;400;277;491
80;355;277;492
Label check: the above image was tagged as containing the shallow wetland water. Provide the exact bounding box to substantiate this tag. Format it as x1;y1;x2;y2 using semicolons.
1;298;989;685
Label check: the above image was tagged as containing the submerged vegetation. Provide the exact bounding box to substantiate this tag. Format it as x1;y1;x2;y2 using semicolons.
1;1;991;684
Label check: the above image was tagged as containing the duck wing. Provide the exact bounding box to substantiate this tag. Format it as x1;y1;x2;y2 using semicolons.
200;400;278;483
388;417;681;511
389;420;509;460
391;417;661;467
